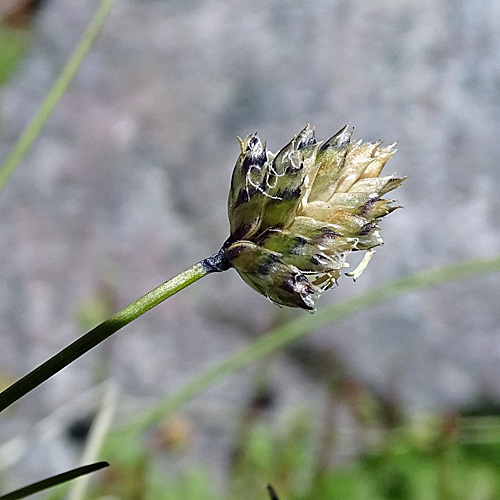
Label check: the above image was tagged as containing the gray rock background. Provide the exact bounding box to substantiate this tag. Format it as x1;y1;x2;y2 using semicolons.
1;0;500;492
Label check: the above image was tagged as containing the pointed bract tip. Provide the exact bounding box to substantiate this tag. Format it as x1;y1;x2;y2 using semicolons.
237;136;244;153
321;124;352;151
297;123;317;150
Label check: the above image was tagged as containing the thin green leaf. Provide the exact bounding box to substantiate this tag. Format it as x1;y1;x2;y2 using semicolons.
0;0;115;191
0;261;209;413
0;462;109;500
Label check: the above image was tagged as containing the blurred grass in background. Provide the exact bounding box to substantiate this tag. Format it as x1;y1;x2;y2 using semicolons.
84;391;500;500
0;26;26;88
0;0;43;88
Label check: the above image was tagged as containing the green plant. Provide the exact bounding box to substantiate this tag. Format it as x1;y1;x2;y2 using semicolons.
1;1;500;499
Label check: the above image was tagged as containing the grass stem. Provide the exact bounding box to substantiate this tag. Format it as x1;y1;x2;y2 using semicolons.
0;260;212;412
0;0;115;191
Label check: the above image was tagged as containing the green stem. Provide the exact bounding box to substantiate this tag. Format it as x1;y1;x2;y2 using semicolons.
0;0;115;192
0;259;215;413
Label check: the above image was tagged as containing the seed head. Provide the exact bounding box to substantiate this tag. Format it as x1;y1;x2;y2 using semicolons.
225;124;403;311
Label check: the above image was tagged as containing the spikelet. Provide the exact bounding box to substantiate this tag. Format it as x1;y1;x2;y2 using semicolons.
226;124;403;311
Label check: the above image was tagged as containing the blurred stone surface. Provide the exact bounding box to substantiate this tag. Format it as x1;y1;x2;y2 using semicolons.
1;0;500;491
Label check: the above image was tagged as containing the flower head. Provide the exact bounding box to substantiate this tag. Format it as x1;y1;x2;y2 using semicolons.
225;124;403;311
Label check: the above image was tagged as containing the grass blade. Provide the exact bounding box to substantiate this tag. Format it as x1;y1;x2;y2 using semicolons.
0;0;115;191
120;254;500;437
0;261;209;413
0;462;109;500
68;384;116;500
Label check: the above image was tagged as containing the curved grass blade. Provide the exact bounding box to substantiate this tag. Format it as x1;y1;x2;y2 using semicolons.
119;254;500;438
0;462;109;500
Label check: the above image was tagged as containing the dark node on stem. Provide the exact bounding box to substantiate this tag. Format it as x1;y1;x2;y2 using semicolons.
267;484;280;500
201;245;232;273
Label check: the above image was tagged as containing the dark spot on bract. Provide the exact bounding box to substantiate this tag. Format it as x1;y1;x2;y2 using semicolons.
322;228;342;238
280;273;314;295
233;188;250;208
297;132;317;150
359;197;380;217
316;228;342;244
256;252;282;276
242;147;267;172
309;253;329;266
254;228;277;245
279;186;302;201
284;159;303;175
248;136;260;149
321;125;351;151
289;236;308;254
360;222;376;235
225;241;248;260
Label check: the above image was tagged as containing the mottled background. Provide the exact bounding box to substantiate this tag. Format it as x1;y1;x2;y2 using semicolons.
1;0;500;492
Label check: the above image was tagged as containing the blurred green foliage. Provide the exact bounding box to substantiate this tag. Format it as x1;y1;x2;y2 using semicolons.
84;409;500;500
0;26;26;88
